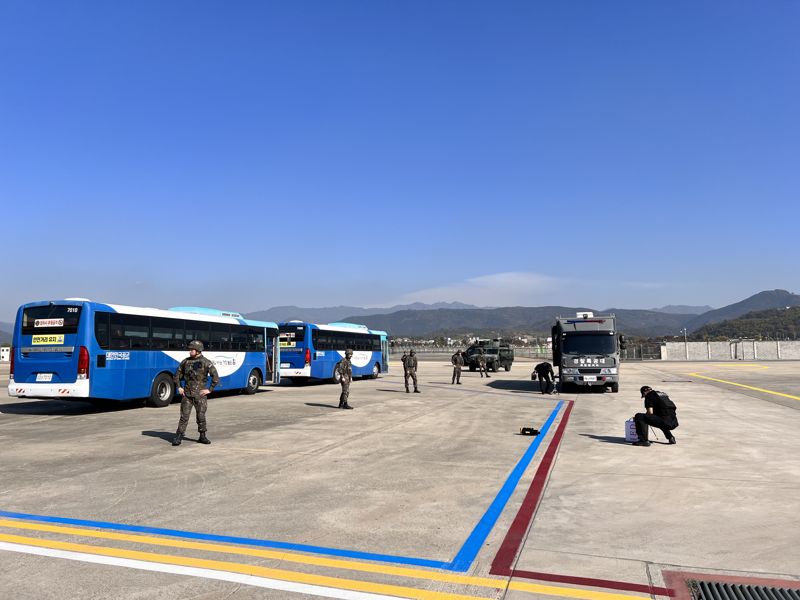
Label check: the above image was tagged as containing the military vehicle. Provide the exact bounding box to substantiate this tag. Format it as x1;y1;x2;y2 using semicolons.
551;312;625;392
464;339;514;372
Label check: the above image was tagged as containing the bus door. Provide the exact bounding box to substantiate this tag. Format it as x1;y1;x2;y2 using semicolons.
381;337;389;373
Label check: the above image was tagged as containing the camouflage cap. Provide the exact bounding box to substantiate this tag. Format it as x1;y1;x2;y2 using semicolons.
188;340;204;352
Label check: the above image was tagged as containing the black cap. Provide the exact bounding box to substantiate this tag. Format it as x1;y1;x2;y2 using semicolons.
640;386;652;397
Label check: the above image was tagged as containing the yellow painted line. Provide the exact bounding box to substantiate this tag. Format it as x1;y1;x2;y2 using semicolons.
689;373;800;401
0;532;489;600
0;520;649;600
711;364;768;369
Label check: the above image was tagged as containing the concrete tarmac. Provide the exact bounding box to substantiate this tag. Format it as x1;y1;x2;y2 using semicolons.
0;358;798;599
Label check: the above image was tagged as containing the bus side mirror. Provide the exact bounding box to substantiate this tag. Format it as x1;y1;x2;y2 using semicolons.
618;335;627;350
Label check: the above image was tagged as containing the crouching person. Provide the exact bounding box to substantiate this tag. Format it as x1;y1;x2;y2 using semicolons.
633;385;678;447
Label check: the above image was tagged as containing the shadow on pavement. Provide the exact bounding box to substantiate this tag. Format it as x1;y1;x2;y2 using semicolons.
487;380;537;392
0;399;141;416
304;403;341;409
141;430;178;443
580;434;631;445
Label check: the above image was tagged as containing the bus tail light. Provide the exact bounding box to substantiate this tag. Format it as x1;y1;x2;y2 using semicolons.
9;347;13;379
77;346;90;380
305;348;311;365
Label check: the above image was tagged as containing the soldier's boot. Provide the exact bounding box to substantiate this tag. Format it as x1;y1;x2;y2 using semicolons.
413;388;420;393
198;432;211;445
405;387;410;393
342;403;354;409
171;432;182;446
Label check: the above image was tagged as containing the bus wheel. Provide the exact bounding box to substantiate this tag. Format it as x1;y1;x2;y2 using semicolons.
244;369;261;395
148;374;175;408
504;365;511;372
332;364;342;384
609;382;619;393
371;363;380;379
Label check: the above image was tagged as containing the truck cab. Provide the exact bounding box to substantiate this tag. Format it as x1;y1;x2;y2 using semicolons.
552;312;624;393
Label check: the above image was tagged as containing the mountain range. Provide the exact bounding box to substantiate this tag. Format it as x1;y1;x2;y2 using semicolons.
245;302;477;324
1;290;798;343
337;290;800;338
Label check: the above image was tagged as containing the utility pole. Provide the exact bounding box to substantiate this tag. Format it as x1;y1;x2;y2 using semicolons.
680;328;688;360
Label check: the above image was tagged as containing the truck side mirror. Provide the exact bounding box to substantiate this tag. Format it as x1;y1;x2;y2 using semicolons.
618;335;627;350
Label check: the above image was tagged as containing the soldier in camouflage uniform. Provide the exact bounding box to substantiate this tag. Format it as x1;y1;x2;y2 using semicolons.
404;349;420;393
335;349;354;409
172;340;220;446
477;349;490;378
451;350;464;384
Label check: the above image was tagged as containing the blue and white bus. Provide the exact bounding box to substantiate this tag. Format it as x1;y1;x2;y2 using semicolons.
278;321;388;382
8;299;280;407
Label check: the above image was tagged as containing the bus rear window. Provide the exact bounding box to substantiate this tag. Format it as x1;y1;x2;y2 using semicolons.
279;325;306;350
22;305;82;334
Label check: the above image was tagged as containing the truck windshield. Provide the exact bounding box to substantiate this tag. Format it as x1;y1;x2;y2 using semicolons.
562;334;616;355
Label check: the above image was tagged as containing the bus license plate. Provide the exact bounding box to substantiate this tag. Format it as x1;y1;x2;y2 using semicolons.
583;375;597;382
36;373;54;382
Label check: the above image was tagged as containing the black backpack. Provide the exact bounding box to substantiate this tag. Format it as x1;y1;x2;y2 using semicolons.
656;391;678;421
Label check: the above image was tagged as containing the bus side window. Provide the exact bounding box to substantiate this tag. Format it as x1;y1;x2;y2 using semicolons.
95;312;110;349
123;315;150;350
209;323;232;351
185;323;210;349
109;314;129;349
231;325;248;351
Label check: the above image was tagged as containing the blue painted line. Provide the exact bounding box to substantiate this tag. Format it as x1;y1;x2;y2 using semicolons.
0;509;449;569
0;400;562;572
446;400;563;572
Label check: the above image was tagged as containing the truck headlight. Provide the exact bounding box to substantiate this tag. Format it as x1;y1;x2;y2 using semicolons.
600;368;617;375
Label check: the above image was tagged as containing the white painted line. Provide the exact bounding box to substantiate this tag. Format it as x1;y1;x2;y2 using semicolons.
0;541;410;600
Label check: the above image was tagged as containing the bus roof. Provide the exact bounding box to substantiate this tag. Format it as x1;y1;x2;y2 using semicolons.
279;321;388;336
16;300;278;330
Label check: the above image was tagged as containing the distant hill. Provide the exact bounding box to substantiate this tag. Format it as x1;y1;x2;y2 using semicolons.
691;306;800;340
650;304;713;315
245;302;477;324
684;289;800;331
343;306;695;338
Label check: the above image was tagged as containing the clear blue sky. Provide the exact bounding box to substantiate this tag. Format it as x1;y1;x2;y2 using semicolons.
1;1;798;320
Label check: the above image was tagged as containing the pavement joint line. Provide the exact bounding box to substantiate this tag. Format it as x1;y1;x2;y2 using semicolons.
688;372;800;401
0;401;563;573
0;532;649;600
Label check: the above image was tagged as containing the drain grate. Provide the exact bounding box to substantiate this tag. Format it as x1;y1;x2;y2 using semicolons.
689;580;800;600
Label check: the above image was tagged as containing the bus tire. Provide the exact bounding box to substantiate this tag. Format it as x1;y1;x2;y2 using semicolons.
148;373;175;408
332;364;342;384
244;369;261;394
504;365;511;372
371;363;380;379
609;382;619;393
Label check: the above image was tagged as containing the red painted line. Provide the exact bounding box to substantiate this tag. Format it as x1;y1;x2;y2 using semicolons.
490;400;674;596
513;569;673;596
491;400;575;572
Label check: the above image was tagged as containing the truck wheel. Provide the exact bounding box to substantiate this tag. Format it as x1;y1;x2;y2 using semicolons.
244;369;261;394
492;363;499;373
148;373;175;408
504;365;511;372
469;364;476;372
610;382;619;393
